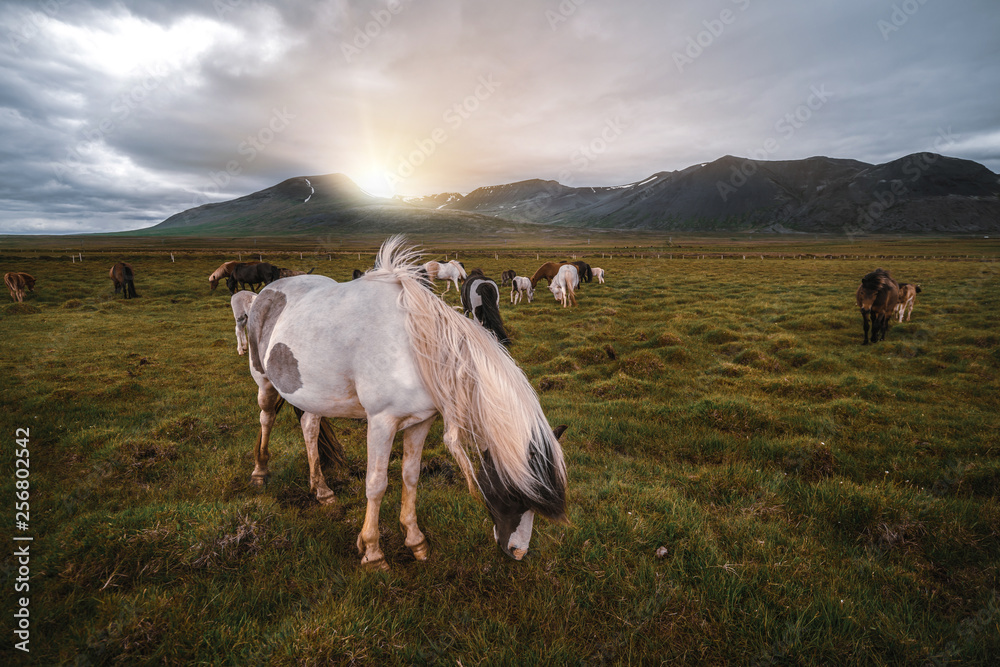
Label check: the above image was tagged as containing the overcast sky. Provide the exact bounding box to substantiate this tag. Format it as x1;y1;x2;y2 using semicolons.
1;0;998;234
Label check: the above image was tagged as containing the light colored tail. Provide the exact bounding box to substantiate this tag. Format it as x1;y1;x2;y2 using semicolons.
370;236;567;518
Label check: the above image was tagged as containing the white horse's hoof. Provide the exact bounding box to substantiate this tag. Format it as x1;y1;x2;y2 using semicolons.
409;539;431;561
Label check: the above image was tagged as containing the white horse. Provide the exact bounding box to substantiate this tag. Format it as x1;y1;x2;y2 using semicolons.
244;237;567;568
422;259;467;293
230;291;256;355
592;267;605;284
549;264;579;307
510;276;533;304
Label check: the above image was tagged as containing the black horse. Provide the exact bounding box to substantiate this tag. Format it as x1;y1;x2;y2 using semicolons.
227;262;281;294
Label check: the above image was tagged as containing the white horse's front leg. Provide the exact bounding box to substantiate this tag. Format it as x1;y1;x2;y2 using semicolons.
399;417;435;561
357;414;398;569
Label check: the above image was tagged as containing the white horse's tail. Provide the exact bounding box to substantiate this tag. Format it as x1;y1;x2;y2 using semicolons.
371;236;567;521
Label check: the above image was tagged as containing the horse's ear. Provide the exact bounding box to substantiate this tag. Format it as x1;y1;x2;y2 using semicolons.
553;424;568;440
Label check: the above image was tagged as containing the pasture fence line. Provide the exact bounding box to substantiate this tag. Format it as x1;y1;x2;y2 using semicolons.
1;248;998;264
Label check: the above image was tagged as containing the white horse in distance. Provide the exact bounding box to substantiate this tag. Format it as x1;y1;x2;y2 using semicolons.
422;259;467;293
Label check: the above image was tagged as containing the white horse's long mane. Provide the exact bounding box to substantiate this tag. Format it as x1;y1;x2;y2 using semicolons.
369;236;566;510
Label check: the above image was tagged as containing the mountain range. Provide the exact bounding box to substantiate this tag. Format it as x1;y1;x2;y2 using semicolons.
145;153;1000;237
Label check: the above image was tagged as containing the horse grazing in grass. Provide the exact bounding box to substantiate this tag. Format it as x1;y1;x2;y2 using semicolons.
109;262;139;299
549;264;579;308
568;261;593;283
422;260;467;293
462;269;511;346
592;267;606;284
895;283;922;322
501;269;516;286
856;268;899;344
4;272;35;302
243;237;567;567
529;262;563;288
226;262;280;294
510;276;533;304
209;260;259;291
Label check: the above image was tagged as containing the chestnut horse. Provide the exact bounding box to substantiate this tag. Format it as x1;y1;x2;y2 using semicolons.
895;283;922;322
856;268;899;344
529;262;563;288
109;262;139;299
4;272;35;302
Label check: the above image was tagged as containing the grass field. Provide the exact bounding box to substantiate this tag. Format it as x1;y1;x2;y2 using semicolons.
1;239;998;665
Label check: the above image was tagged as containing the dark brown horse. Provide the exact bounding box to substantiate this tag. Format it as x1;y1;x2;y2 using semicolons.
856;268;899;344
501;269;516;286
567;261;593;283
109;262;139;299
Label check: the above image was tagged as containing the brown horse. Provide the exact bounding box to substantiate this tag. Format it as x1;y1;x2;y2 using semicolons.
529;262;563;288
4;272;35;302
856;268;899;344
501;269;516;286
109;262;139;299
209;260;260;291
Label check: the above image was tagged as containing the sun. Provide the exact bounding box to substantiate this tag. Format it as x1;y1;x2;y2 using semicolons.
355;168;396;199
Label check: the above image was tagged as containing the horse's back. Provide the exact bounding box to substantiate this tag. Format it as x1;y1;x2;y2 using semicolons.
248;274;430;418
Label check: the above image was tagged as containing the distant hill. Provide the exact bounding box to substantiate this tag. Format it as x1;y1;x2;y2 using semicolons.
438;154;1000;234
141;154;1000;237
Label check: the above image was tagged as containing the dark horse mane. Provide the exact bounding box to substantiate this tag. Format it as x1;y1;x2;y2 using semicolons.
476;281;511;347
861;267;894;291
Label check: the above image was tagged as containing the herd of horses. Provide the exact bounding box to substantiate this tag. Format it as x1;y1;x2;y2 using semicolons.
2;244;924;568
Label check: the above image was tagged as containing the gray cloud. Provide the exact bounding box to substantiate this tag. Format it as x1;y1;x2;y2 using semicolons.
0;0;997;233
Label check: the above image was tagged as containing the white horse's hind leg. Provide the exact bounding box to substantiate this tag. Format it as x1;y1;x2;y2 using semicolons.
357;414;398;569
252;380;280;486
399;416;435;561
299;412;336;505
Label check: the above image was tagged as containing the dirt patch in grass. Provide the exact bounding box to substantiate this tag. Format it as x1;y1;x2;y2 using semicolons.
620;350;666;377
5;302;40;315
783;442;836;481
